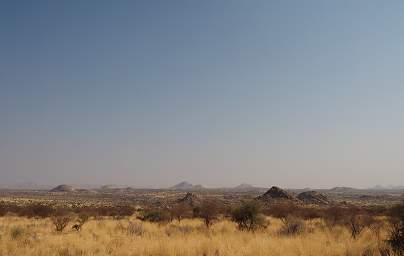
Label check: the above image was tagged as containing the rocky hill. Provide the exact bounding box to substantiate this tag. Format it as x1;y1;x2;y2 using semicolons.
257;186;297;204
297;191;330;205
170;181;204;191
49;184;75;192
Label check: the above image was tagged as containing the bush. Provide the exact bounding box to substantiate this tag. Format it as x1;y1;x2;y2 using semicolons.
323;206;350;227
72;214;90;231
347;214;373;239
263;202;298;219
194;200;221;228
280;216;305;236
231;201;268;231
169;203;192;223
52;214;72;232
138;209;171;223
387;203;404;255
10;226;24;239
19;203;54;218
0;202;6;216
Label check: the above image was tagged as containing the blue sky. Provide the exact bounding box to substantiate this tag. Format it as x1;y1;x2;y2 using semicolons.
1;1;404;188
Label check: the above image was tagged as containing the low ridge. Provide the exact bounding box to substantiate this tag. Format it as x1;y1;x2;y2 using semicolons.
50;184;75;192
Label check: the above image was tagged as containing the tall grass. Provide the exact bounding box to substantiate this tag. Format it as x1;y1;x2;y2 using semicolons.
0;216;389;256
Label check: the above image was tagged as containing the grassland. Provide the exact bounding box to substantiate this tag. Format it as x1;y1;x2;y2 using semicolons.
0;216;391;256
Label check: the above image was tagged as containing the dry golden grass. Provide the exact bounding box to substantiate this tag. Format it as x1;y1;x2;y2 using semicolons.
0;216;390;256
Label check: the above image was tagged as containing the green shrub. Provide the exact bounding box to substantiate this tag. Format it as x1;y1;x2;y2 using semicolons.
138;209;171;223
231;201;268;231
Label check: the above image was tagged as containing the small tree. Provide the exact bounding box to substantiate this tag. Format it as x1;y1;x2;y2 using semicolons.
280;215;305;236
52;216;71;232
231;201;268;231
138;209;171;223
170;203;191;223
195;200;220;228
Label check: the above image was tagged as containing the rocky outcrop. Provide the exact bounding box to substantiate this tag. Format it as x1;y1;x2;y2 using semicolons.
177;192;200;206
257;186;297;204
297;191;330;205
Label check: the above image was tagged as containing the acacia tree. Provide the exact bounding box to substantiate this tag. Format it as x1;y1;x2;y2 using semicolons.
231;201;268;231
170;203;191;223
195;200;220;228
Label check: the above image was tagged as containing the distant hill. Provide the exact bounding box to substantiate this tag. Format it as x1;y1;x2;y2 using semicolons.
329;187;358;193
49;184;75;192
371;185;404;191
257;186;298;204
231;183;265;192
0;182;52;190
297;191;330;205
170;181;204;191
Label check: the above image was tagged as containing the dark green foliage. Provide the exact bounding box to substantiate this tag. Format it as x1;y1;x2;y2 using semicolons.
231;201;268;231
138;209;171;223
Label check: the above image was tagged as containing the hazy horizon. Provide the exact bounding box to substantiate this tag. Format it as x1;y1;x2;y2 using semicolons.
2;1;404;189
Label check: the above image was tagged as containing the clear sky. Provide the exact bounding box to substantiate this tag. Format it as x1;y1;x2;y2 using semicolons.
1;1;404;188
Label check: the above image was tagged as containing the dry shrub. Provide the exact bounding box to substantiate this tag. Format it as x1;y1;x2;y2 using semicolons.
263;202;299;219
10;226;24;240
0;202;6;216
279;216;305;236
386;203;404;255
72;214;90;231
347;214;373;239
193;200;221;228
52;210;72;232
387;224;404;255
169;203;192;223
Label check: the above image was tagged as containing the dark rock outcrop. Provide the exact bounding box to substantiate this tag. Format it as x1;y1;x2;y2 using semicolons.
177;192;200;206
257;186;297;204
297;191;330;205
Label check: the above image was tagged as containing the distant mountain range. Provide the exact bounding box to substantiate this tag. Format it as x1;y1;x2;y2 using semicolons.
1;181;404;192
371;185;404;190
169;181;204;191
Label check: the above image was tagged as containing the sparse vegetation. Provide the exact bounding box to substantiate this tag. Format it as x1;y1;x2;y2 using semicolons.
0;189;402;255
